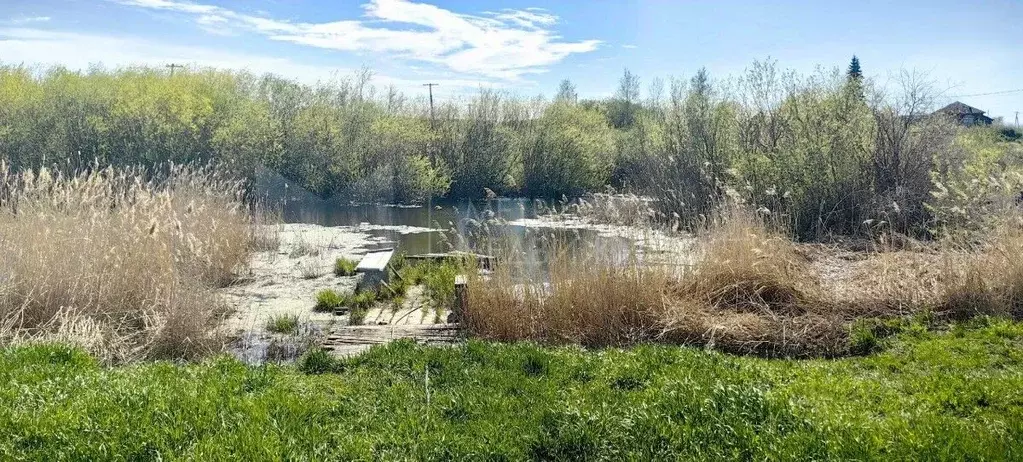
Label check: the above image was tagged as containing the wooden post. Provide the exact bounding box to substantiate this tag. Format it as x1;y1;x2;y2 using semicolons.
451;274;468;323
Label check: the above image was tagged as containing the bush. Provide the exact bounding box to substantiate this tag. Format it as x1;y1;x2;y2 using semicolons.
522;102;614;198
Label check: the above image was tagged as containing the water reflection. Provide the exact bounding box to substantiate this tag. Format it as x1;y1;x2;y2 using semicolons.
279;198;643;274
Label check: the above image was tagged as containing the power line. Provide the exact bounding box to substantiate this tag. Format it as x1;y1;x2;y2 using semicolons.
948;88;1023;98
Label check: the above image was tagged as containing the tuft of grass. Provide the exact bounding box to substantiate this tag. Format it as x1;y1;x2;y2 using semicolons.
313;289;345;313
288;234;321;258
397;259;463;313
344;292;377;325
334;257;359;277
265;314;300;335
298;260;323;279
466;242;669;347
466;204;933;357
939;221;1023;320
297;348;341;374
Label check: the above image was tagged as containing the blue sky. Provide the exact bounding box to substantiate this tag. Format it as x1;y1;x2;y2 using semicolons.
2;0;1021;119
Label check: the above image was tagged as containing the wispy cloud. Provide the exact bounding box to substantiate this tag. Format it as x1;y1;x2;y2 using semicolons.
112;0;601;80
622;44;638;49
0;27;498;92
6;16;51;25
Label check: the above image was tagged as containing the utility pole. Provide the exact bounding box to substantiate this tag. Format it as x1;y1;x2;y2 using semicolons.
422;83;439;163
1015;111;1019;128
422;83;439;254
166;63;184;77
422;83;439;130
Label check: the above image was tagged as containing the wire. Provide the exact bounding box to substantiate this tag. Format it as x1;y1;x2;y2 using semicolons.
948;88;1023;98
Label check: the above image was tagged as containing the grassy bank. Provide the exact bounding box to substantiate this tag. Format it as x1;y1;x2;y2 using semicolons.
0;320;1020;460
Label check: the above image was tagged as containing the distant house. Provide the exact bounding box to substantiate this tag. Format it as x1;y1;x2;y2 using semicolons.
934;101;994;126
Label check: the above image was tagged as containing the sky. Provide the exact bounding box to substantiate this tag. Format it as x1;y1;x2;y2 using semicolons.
1;0;1021;119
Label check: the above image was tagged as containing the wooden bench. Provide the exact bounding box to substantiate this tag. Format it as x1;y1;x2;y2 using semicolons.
355;249;394;292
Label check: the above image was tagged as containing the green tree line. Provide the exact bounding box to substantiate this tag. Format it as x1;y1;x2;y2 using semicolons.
1;60;1018;239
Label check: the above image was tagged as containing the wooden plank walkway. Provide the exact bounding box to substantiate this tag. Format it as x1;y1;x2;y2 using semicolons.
322;324;461;357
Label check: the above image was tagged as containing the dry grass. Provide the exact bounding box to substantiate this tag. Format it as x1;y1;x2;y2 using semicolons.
465;204;1023;357
660;206;844;357
571;193;656;227
465;245;672;347
939;221;1023;320
0;163;254;362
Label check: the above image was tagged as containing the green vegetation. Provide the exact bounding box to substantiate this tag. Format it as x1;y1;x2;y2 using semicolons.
313;289;345;313
0;321;1020;459
344;292;377;325
334;257;359;277
4;62;1019;241
400;259;463;310
265;314;300;335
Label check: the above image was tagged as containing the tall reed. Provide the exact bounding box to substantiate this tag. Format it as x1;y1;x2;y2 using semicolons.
0;163;252;361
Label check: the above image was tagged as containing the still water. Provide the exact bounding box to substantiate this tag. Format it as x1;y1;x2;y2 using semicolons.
280;198;637;262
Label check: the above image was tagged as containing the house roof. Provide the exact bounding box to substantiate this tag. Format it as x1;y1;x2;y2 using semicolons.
937;101;986;115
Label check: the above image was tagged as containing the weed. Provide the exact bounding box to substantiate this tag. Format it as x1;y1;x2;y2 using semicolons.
334;257;359;277
348;308;368;326
298;260;323;279
313;290;345;313
265;314;300;335
289;234;321;258
297;348;341;374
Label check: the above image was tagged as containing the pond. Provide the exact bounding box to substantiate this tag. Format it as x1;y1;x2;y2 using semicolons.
279;197;642;266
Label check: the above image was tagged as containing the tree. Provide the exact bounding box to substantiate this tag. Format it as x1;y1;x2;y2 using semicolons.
616;68;640;104
610;68;641;128
847;55;863;80
555;79;577;104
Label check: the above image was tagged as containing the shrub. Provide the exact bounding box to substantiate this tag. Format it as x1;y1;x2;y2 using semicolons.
522;102;614;198
334;257;359;277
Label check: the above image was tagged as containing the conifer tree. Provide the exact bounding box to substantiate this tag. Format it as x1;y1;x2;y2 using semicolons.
847;55;863;80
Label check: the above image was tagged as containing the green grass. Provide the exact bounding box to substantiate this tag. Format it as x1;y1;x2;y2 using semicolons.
1;320;1021;459
312;289;344;312
398;259;462;309
334;257;359;277
345;292;377;326
265;314;299;335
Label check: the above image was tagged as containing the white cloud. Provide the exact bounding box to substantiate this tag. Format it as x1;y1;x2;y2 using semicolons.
622;44;638;49
0;27;496;93
111;0;600;80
